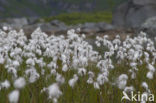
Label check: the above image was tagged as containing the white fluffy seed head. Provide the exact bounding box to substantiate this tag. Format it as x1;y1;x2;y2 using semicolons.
8;90;20;103
56;74;65;85
14;77;26;89
97;74;108;85
62;64;68;72
26;58;35;66
1;80;10;89
142;82;148;89
88;71;95;78
0;57;5;64
118;80;127;89
148;64;155;72
13;61;20;67
87;77;94;84
3;26;8;31
78;68;86;76
117;74;128;89
118;74;128;81
47;83;62;100
68;74;78;88
146;71;153;79
94;82;100;89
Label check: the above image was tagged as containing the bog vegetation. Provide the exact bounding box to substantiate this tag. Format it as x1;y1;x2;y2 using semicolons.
42;11;112;25
0;27;156;103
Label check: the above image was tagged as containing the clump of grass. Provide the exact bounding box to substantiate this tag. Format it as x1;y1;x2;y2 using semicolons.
42;11;112;25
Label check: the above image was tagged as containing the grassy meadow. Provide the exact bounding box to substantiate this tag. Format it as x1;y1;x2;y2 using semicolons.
0;29;156;103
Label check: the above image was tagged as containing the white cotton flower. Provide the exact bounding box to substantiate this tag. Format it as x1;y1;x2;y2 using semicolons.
95;41;101;47
68;74;78;88
7;67;17;76
78;68;86;76
47;83;62;100
56;74;65;85
88;71;95;78
118;80;127;89
62;64;68;72
0;57;5;64
117;74;128;89
40;87;47;93
87;77;94;84
36;49;42;55
13;61;20;67
1;80;10;89
79;56;88;66
130;62;137;68
94;82;100;89
61;54;66;63
82;34;86;38
3;26;8;31
53;98;58;103
10;52;15;58
146;71;153;79
14;48;22;54
14;77;26;89
8;90;20;103
72;58;79;67
118;74;128;81
97;74;108;85
48;61;57;69
26;58;35;66
129;69;136;79
51;69;57;76
148;64;155;72
142;82;148;90
29;74;39;83
25;68;40;83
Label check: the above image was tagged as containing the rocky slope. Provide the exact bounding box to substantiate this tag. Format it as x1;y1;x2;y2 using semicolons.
112;0;156;29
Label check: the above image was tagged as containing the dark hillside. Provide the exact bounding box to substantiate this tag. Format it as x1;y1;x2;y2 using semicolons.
0;0;127;18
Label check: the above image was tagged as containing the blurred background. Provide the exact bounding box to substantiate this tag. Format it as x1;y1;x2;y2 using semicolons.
0;0;124;19
1;0;156;38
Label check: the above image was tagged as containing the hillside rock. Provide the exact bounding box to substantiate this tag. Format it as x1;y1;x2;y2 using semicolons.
50;20;67;30
140;16;156;37
96;22;114;32
133;0;156;5
0;18;28;29
80;22;114;34
81;23;100;34
27;17;39;25
112;0;156;28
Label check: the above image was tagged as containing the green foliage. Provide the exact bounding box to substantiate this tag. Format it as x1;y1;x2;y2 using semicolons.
43;11;112;25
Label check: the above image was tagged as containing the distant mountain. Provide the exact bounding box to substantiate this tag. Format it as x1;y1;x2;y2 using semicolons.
0;0;126;18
